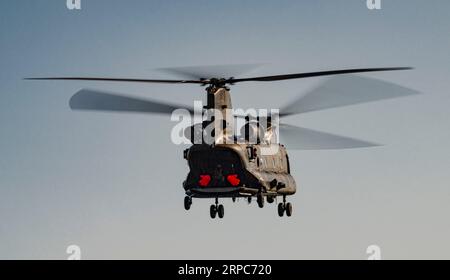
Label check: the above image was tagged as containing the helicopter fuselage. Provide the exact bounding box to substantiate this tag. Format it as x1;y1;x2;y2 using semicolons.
183;143;297;200
182;85;296;202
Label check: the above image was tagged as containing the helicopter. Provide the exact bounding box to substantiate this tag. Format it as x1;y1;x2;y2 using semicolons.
26;65;419;219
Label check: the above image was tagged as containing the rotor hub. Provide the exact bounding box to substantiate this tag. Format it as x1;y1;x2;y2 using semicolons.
205;78;231;93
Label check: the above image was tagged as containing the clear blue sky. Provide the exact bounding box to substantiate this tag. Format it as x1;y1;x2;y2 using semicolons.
1;0;450;259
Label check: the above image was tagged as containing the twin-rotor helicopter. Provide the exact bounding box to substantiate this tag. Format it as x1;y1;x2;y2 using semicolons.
26;64;418;219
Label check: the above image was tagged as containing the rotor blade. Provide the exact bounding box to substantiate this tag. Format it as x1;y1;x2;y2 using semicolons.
25;67;412;86
228;67;412;83
279;75;420;116
158;64;263;80
25;77;203;84
279;124;380;150
69;89;194;115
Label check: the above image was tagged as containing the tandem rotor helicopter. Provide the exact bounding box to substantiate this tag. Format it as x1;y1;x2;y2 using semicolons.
26;64;419;219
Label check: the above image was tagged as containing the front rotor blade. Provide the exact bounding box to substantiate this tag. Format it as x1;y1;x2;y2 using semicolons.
228;67;412;83
158;64;263;80
279;124;380;150
69;89;194;115
25;77;203;84
280;75;420;116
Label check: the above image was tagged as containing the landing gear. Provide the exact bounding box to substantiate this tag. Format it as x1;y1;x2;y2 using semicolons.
210;197;224;219
232;197;236;203
278;203;284;217
210;204;217;219
267;196;275;204
217;204;224;218
184;196;192;211
285;202;292;217
277;196;293;217
247;197;252;204
257;193;264;208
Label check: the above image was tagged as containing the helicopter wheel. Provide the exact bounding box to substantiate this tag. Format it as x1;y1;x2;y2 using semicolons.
210;204;217;219
217;204;225;219
278;203;285;217
247;197;252;204
257;193;264;208
232;197;236;203
267;196;275;204
285;202;293;217
184;196;192;211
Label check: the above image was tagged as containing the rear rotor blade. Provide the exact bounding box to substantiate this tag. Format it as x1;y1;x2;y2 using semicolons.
69;89;194;115
279;75;420;116
279;124;380;150
228;67;412;83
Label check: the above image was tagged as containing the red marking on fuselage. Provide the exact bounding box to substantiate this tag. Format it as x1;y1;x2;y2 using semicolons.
227;174;240;186
199;174;211;187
